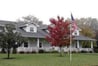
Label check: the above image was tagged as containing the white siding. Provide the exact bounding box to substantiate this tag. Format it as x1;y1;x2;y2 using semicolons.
72;30;79;36
17;40;38;53
23;24;37;33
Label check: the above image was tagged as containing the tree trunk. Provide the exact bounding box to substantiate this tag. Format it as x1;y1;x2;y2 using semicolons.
7;44;10;59
59;45;64;57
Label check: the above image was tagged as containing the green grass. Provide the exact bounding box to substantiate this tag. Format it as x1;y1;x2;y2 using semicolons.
0;53;98;66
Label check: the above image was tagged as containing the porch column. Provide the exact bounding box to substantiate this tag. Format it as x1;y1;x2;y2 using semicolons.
91;41;93;49
37;38;39;48
76;40;80;52
36;38;40;53
77;40;80;48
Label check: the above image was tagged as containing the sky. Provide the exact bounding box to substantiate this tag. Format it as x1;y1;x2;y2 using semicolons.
0;0;98;24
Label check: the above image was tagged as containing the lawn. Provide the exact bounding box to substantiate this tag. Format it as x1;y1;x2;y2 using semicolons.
0;53;98;66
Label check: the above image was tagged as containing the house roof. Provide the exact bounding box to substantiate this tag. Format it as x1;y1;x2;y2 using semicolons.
18;28;47;38
0;20;48;38
73;35;96;41
0;20;16;25
39;25;48;29
0;20;96;40
16;25;48;38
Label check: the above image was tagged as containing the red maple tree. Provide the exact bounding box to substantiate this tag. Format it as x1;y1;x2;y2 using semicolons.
46;16;72;55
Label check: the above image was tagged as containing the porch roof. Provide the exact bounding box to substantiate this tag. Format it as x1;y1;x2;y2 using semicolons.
73;35;96;41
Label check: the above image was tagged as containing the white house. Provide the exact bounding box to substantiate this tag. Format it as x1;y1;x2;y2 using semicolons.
0;20;96;53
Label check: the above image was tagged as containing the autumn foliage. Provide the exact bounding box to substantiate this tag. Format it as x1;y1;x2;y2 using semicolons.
46;16;71;47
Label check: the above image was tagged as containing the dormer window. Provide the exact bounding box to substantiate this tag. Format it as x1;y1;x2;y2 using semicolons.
75;32;77;35
21;23;37;33
30;27;34;32
73;30;79;36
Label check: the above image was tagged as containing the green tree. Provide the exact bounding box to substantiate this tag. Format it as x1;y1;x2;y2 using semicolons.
0;24;23;59
76;17;98;31
80;25;95;38
80;25;95;47
17;15;43;26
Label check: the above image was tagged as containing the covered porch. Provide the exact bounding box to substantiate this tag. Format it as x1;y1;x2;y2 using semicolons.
71;35;96;52
62;35;96;52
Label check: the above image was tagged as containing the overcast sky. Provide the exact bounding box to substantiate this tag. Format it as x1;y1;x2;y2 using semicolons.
0;0;98;24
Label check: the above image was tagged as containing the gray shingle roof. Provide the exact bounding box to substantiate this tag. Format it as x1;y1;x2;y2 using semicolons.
39;25;48;29
18;29;47;38
0;20;96;40
73;35;95;41
0;20;16;25
16;25;48;38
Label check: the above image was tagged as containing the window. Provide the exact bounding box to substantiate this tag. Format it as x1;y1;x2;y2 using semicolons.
75;32;77;35
39;43;42;48
24;42;28;47
30;27;34;32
